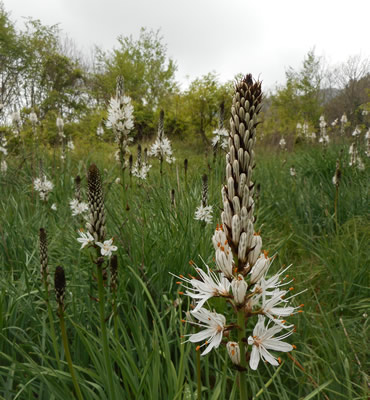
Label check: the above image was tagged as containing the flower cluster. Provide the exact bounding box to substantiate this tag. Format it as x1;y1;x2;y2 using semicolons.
194;174;213;224
279;137;286;150
70;199;89;216
34;175;54;201
149;136;175;163
11;110;21;137
176;233;300;368
348;142;364;170
0;133;7;173
149;110;175;165
319;115;329;146
365;129;370;158
194;205;213;224
76;230;117;257
132;162;152;180
212;128;229;150
106;76;134;170
132;144;152;180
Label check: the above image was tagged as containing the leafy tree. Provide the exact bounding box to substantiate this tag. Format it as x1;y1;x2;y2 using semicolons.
269;49;324;135
183;72;232;144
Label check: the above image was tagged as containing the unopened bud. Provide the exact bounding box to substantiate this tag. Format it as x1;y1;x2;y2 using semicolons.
231;275;247;305
227;342;240;365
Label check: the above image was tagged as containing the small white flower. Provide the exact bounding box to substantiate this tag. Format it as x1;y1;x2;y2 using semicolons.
212;128;229;150
115;178;121;184
1;160;7;173
187;308;226;356
289;167;296;177
70;199;89;216
0;146;7;156
33;175;53;201
96;124;104;137
96;238;118;257
362;110;368;116
194;204;213;224
29;111;38;125
56;117;64;131
132;162;152;180
67;140;75;151
331;118;338;127
352;127;361;137
279;138;286;150
248;315;293;370
227;342;240;365
173;264;230;312
77;230;94;249
51;203;57;211
340;113;347;124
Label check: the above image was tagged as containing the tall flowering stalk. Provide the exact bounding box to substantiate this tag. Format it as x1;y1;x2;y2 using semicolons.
106;76;134;181
54;266;83;400
319;115;329;147
173;75;302;399
332;159;341;233
149;109;175;178
56;116;66;162
39;228;60;369
132;144;152;180
82;164;117;399
212;102;228;153
194;174;213;224
340;113;347;136
0;131;8;174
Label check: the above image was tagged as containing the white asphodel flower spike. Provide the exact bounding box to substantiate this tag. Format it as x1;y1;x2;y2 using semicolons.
96;238;118;257
186;308;226;356
248;315;293;370
172;264;231;312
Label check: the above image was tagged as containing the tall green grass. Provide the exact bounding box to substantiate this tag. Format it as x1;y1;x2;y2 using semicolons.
0;140;368;399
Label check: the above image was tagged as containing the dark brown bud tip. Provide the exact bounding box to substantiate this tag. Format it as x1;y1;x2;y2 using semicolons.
54;266;66;305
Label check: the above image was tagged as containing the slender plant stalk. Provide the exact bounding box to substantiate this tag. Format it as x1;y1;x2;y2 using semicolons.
334;185;339;234
45;293;61;369
97;263;116;400
58;304;83;400
196;348;202;399
237;310;247;399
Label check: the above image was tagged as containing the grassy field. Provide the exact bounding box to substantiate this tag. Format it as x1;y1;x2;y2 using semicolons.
0;137;369;399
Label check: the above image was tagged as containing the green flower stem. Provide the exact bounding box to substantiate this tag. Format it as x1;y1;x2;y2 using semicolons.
44;280;61;370
97;263;116;400
334;185;339;234
196;347;202;399
58;305;83;400
237;309;247;400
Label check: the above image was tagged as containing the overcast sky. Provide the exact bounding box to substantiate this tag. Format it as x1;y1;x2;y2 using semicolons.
3;0;370;91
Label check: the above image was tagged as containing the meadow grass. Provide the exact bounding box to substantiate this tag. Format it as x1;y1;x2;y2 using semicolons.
0;139;368;399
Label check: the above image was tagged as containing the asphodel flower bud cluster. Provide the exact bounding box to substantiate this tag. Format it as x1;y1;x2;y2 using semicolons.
221;74;263;274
